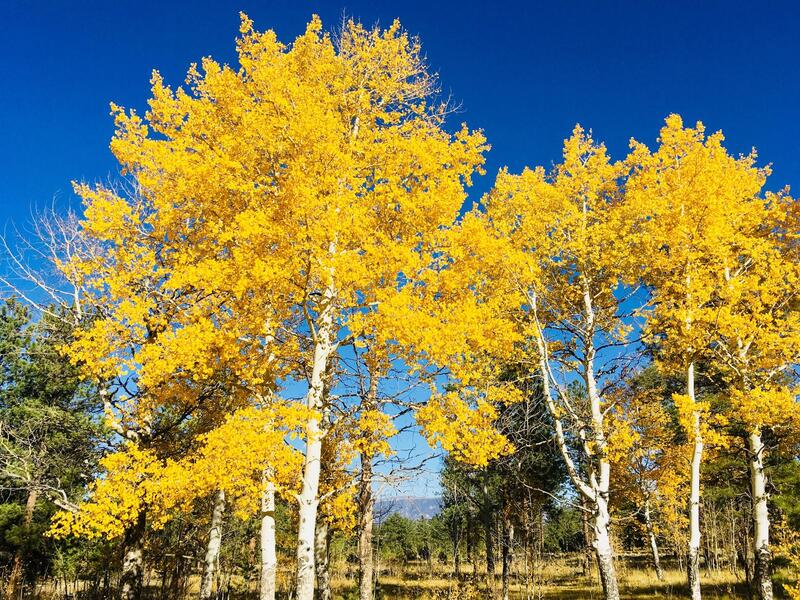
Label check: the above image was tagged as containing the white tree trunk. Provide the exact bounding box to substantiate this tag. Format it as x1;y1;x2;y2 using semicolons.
749;431;773;600
200;489;226;600
644;499;664;581
315;519;332;600
296;398;324;600
358;453;375;600
260;479;277;600
592;485;619;600
296;287;335;600
529;287;619;600
687;362;703;600
582;280;620;600
359;372;378;600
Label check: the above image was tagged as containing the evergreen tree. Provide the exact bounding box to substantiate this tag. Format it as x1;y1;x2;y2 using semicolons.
0;298;102;596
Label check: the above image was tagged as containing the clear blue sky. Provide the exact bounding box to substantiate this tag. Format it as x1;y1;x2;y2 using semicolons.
1;1;798;497
2;0;799;220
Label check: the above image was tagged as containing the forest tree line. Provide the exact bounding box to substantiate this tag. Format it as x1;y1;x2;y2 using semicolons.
0;12;798;600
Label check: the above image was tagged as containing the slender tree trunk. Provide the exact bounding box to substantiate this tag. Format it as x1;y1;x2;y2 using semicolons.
530;285;620;600
644;499;664;581
582;277;620;600
296;288;335;600
581;495;592;577
748;431;773;600
200;489;226;600
297;409;324;600
6;487;38;599
593;492;620;600
453;520;461;579
501;510;514;600
483;473;497;599
358;450;375;600
315;519;331;600
358;370;378;600
729;500;738;574
120;510;146;600
687;362;704;600
260;478;277;600
483;475;495;577
743;514;754;592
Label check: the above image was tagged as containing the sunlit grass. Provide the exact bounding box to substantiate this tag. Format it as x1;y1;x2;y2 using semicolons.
330;559;755;599
34;557;782;598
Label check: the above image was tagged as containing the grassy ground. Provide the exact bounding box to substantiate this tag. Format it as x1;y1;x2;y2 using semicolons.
330;560;770;599
334;572;751;599
33;559;790;598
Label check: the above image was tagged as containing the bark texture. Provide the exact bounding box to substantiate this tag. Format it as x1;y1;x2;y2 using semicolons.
260;479;277;600
120;510;146;600
584;277;620;600
687;362;703;600
530;285;620;600
315;519;332;600
581;496;592;577
358;450;375;600
200;489;226;600
295;285;335;600
593;494;620;600
749;431;773;600
358;371;378;600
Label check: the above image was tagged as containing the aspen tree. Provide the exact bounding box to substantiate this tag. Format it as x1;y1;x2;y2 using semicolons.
52;189;277;600
199;489;225;600
180;402;309;600
390;127;639;600
3;204;159;600
709;191;800;600
348;349;398;600
357;366;380;600
479;129;633;600
6;202;254;600
50;190;253;600
314;419;360;600
61;14;485;599
627;115;770;599
607;371;687;581
51;400;307;599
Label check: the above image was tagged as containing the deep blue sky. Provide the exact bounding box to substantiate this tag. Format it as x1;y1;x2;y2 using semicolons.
2;0;800;222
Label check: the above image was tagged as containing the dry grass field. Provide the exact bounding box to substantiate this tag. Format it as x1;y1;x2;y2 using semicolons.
323;559;773;599
32;557;792;599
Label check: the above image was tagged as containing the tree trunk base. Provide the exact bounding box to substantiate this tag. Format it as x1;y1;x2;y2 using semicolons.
688;547;702;600
753;545;773;600
595;549;620;600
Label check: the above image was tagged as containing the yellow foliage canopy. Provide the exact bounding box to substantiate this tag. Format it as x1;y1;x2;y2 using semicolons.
51;400;309;539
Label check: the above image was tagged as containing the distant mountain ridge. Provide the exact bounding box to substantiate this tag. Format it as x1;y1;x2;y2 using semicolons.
374;496;441;522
